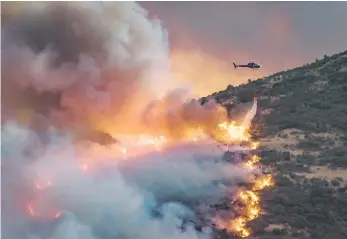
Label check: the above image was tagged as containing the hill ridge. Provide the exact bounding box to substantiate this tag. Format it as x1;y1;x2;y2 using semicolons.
207;50;347;239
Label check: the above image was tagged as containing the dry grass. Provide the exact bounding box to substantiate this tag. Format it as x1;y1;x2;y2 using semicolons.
261;128;343;156
297;166;347;181
265;224;287;232
261;129;303;156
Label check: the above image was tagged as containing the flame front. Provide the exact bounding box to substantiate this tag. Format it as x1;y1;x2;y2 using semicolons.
215;124;275;238
252;174;275;191
227;217;251;238
243;155;261;170
1;3;278;239
90;120;254;160
218;121;250;143
21;93;272;238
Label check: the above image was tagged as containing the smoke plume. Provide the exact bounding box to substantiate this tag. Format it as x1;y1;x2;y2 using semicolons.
1;2;257;239
1;121;252;239
1;2;233;143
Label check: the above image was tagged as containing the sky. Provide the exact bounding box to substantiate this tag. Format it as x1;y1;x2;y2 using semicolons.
1;1;346;97
141;1;347;96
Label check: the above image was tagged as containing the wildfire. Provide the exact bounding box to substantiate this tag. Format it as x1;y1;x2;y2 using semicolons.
250;141;259;150
217;140;275;238
27;202;61;220
137;135;167;150
220;189;261;237
35;180;51;190
218;121;250;143
226;217;251;238
239;190;259;204
108;122;250;159
238;190;261;220
3;2;276;238
20;95;272;239
252;174;275;191
243;155;261;170
111;135;167;159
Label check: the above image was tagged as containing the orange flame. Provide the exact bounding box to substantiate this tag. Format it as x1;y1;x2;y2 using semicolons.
250;141;259;150
252;174;275;191
215;126;275;237
243;155;261;170
218;121;250;143
20;85;271;238
225;217;251;238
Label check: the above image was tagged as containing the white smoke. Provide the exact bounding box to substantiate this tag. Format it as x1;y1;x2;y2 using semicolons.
1;121;251;239
1;2;255;239
1;1;176;138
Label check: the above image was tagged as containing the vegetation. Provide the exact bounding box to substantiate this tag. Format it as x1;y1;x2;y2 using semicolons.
207;51;347;238
253;175;347;239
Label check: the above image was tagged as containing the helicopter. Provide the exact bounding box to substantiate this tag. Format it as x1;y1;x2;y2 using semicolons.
233;61;261;69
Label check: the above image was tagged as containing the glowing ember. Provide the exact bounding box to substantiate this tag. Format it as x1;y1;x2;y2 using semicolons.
27;203;34;216
250;141;259;150
26;202;62;219
35;180;52;190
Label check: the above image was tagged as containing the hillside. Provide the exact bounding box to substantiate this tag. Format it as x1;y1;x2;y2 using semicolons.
207;50;347;239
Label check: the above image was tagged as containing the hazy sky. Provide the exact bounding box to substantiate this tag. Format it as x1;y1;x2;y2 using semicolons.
2;2;346;96
141;1;347;95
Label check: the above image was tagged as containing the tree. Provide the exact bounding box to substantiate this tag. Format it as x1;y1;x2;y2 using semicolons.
331;179;341;187
273;204;286;214
282;152;291;161
227;84;234;91
272;228;285;235
237;88;254;103
200;97;207;105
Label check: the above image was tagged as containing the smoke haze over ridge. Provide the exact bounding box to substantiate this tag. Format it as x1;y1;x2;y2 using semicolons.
141;1;347;96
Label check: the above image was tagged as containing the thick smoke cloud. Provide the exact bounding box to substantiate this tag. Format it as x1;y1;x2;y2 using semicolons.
1;121;250;239
2;2;170;139
1;2;231;143
1;2;252;239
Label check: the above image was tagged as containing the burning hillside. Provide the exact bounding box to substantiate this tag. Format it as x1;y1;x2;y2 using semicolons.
1;2;274;239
